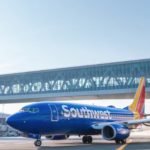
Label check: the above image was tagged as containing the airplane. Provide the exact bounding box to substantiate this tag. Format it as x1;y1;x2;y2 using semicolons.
6;77;150;147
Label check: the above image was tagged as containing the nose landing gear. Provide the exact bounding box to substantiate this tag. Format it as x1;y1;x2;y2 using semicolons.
34;139;42;147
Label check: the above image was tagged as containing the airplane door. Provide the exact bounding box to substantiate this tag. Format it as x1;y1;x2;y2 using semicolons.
49;104;59;122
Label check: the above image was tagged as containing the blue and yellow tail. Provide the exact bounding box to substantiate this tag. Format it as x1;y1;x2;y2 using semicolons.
129;77;145;119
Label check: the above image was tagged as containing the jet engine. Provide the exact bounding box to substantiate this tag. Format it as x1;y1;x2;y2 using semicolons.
46;135;69;140
102;124;130;140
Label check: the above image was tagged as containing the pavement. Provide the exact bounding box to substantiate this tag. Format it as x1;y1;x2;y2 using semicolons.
0;128;150;150
0;137;149;150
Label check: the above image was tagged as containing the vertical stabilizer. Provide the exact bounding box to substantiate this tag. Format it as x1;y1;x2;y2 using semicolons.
129;77;145;119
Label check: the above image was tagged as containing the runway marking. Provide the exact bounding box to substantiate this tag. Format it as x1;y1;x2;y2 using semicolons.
116;139;132;150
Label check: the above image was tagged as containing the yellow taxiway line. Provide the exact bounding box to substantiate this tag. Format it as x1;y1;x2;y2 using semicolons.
116;139;132;150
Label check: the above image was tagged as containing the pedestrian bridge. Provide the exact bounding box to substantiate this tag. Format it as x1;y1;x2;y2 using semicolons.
0;59;150;103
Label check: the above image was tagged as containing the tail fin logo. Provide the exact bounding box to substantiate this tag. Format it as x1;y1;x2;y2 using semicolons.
129;77;145;119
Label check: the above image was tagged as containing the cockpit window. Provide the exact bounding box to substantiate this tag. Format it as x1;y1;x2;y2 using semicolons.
20;107;39;113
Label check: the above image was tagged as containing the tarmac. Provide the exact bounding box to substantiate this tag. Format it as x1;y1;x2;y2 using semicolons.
0;135;150;150
0;128;150;150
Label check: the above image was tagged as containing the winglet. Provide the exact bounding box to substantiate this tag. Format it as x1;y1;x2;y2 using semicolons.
129;77;145;119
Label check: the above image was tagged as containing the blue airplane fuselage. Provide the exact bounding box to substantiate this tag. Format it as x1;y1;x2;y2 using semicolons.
7;102;134;136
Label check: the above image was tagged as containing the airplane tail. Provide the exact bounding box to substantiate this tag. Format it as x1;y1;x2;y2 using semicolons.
128;77;145;119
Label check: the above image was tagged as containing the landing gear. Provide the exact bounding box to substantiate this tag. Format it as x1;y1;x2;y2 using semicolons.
82;136;93;144
115;139;126;144
34;139;42;147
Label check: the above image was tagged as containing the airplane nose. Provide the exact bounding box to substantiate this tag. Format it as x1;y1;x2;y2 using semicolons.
6;113;23;130
6;115;16;127
6;113;30;132
7;113;38;134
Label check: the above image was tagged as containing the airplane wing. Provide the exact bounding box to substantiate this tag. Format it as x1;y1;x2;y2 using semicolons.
124;118;150;126
144;114;150;117
91;118;150;130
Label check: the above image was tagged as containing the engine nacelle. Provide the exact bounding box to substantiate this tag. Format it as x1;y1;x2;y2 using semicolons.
102;124;130;140
46;135;69;140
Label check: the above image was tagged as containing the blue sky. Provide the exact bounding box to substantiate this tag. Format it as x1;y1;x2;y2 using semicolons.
0;0;150;113
0;0;150;74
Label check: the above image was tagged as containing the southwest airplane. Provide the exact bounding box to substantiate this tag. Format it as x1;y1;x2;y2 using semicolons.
6;77;150;147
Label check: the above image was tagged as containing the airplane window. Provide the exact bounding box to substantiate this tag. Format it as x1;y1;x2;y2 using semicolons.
33;108;39;113
20;107;39;113
29;108;34;113
20;107;30;112
29;108;39;113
